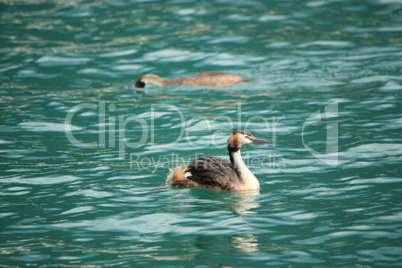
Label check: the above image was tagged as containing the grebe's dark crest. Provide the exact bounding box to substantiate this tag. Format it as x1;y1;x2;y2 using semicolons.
135;71;245;88
167;129;269;191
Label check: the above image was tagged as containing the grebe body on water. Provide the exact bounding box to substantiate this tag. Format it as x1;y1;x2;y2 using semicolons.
167;130;269;191
135;71;245;88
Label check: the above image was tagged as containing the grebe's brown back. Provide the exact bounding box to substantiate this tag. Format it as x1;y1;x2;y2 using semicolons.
167;129;269;191
135;71;245;88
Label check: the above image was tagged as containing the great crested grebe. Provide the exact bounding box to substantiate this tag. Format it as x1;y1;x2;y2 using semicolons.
135;71;245;88
167;129;269;191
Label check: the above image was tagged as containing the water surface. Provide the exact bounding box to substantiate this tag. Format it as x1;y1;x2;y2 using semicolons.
1;0;402;267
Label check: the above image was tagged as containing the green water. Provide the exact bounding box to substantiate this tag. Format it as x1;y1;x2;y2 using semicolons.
1;0;402;267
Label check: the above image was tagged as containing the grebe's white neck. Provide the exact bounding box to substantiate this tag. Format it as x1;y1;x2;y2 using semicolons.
139;74;167;87
229;149;260;190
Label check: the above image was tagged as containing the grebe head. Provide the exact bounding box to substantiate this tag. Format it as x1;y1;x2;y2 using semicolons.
135;79;146;88
135;74;165;88
227;129;269;151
